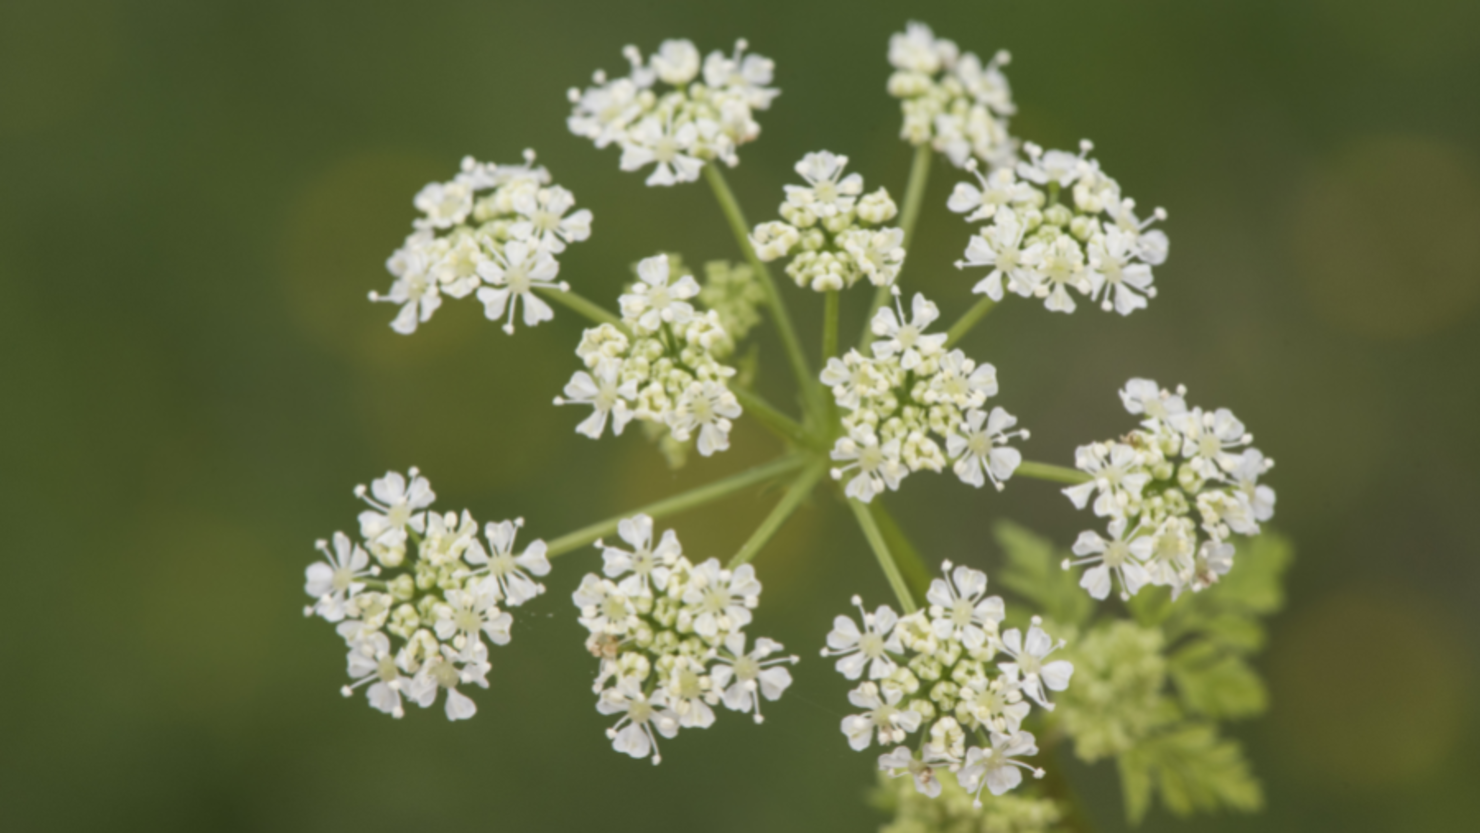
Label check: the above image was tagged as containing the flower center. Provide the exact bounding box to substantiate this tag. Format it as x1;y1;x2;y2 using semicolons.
952;598;976;627
860;632;886;659
454;607;483;633
505;265;532;294
733;656;760;682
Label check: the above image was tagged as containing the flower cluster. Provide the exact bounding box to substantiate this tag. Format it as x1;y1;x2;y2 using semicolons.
303;469;550;721
697;259;765;344
567;38;779;186
887;22;1017;170
556;255;744;456
573;515;797;763
1061;379;1276;601
372;153;592;334
825;563;1073;806
951;141;1169;316
750;150;906;291
823;290;1026;501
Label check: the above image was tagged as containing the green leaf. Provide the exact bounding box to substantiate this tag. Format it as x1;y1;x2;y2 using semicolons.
1168;641;1268;719
1118;721;1263;826
1162;531;1293;651
993;520;1093;628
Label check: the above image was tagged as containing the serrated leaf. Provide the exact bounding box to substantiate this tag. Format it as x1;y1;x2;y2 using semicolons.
1117;721;1263;826
1168;641;1268;719
993;520;1093;627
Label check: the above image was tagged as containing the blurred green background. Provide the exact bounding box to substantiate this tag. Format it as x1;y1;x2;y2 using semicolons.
3;0;1478;830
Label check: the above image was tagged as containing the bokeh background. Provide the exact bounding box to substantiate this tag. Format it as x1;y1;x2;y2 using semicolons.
3;1;1478;830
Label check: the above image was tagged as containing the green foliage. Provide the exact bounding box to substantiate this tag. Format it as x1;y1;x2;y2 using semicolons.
1117;721;1263;825
872;770;1066;833
1057;621;1168;762
1167;641;1266;719
992;521;1093;628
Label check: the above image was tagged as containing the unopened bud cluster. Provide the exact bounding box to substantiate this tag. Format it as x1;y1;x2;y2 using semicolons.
574;515;797;763
751;151;906;291
825;563;1073;806
824;290;1026;501
372;154;591;334
951;141;1169;316
556;254;744;457
1062;379;1277;601
568;39;779;186
303;469;550;721
887;22;1017;170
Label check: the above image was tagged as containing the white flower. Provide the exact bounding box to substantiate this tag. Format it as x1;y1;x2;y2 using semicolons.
923;350;998;409
555;362;639;440
785;151;864;219
961;674;1031;734
465;518;550;607
1172;407;1252;480
1230;448;1277;523
703;39;779;109
889;21;955;73
947;407;1025;491
840;226;907;287
1030;234;1091;313
710;633;797;723
1142;517;1198;591
412;180;474;229
956;210;1042;301
1118;378;1187;426
997;618;1073;710
599;676;680;763
621;254;701;331
419;509;480;567
510;185;592;254
958;731;1044;805
650;39;701;85
341;635;406;718
1065;517;1154;601
925;562;1005;651
820;350;885;410
842;681;922;750
1016;141;1091;188
304;532;378;621
1187;539;1236;596
662;655;718;729
822;595;903;680
871;290;946;371
598;514;684;596
355;468;434;546
474;240;566;334
751;221;801;261
371;247;442;335
680;559;760;638
432;586;512;649
1106;198;1170;265
1087;225;1156;315
948;162;1034;223
573;575;639;636
878;746;956;799
669;380;742;457
620;115;704;186
406;643;489;721
830;431;907;503
1062;442;1151;518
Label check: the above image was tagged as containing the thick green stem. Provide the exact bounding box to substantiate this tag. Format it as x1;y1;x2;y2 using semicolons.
731;386;807;446
848;498;918;613
1015;460;1092;485
536;286;626;331
944;295;997;348
822;289;839;363
545;454;808;557
703;165;820;419
860;144;934;348
728;462;827;568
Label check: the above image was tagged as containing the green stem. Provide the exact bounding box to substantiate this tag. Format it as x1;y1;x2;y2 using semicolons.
869;501;934;600
544;454;808;557
860;144;934;348
731;386;807;446
1015;460;1092;485
703;165;820;419
728;462;827;568
847;498;918;613
944;295;997;348
822;289;839;363
536;286;626;331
